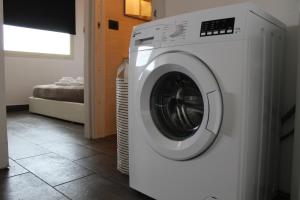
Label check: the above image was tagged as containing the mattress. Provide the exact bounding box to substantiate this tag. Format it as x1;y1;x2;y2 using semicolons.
33;84;84;103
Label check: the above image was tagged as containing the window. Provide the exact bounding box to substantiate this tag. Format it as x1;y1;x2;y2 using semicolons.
3;25;72;56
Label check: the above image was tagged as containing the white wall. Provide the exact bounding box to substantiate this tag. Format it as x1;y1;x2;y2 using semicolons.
164;0;299;26
5;0;85;106
163;0;300;194
0;0;8;169
152;0;165;20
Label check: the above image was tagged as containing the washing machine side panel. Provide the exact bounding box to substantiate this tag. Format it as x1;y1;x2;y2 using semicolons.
240;20;273;200
240;13;286;200
239;31;265;200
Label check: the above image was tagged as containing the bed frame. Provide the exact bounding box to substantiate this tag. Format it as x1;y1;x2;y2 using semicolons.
29;97;85;124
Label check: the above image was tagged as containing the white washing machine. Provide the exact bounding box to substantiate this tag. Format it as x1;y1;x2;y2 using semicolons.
128;3;286;200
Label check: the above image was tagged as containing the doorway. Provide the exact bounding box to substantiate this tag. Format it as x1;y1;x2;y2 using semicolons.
0;0;93;169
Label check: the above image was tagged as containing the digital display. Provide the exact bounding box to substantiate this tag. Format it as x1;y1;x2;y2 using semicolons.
200;18;235;37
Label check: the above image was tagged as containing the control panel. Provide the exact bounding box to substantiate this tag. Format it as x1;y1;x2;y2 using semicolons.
131;25;163;51
162;20;188;42
200;18;235;37
131;15;243;52
168;21;188;39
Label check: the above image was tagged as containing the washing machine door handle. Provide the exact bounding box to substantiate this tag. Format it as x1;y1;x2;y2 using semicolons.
206;90;223;135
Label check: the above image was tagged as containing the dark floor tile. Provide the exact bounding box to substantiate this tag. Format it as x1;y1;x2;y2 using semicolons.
0;159;28;179
9;112;84;131
17;153;93;186
55;174;151;200
12;126;89;146
6;111;31;121
0;173;67;200
8;114;57;129
9;128;61;144
4;111;146;199
85;135;117;157
59;122;84;133
42;142;98;161
7;121;29;134
8;134;50;160
75;154;128;187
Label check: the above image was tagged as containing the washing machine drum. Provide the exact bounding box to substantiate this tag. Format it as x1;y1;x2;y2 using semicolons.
139;52;223;161
150;72;204;141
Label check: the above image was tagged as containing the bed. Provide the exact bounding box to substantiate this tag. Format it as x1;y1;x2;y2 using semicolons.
29;77;85;124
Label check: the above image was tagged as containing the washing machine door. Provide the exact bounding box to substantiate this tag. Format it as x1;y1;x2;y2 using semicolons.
138;52;223;161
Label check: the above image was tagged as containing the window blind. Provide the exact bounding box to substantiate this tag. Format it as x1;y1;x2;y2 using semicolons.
3;0;76;34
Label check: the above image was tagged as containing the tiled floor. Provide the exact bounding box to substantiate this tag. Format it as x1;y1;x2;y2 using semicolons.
0;111;289;200
0;111;151;200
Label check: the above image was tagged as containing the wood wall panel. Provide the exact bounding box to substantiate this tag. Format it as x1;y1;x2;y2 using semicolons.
93;0;144;138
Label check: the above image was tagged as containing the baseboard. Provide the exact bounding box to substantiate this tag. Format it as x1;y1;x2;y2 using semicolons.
6;105;29;112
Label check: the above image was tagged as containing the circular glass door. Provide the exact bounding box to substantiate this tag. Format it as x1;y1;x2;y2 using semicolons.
138;52;223;160
150;72;204;141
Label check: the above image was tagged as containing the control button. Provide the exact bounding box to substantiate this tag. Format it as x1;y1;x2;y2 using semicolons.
169;24;186;38
200;32;206;36
201;17;235;37
227;29;233;33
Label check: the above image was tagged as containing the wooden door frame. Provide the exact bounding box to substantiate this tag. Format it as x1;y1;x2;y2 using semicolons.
0;0;8;169
84;0;103;139
84;0;107;139
84;0;94;139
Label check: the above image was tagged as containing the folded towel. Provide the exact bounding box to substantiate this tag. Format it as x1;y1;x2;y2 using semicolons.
55;77;84;86
55;82;72;86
